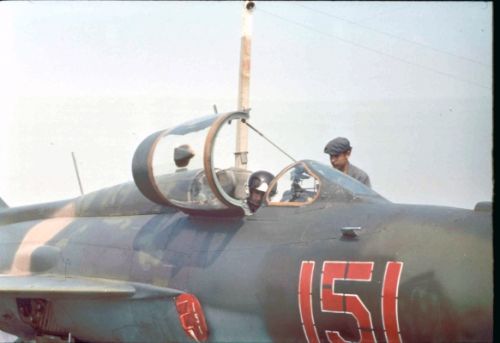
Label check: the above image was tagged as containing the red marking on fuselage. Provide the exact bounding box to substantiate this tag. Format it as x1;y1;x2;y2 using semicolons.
299;260;404;343
175;293;208;342
321;261;376;343
298;261;320;343
381;261;404;343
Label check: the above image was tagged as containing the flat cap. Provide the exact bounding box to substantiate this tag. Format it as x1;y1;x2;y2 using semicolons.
174;144;195;167
324;137;351;155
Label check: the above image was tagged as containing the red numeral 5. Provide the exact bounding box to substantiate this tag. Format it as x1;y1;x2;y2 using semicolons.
321;261;376;343
298;261;403;343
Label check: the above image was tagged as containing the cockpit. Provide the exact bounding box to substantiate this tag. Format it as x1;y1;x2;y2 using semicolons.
132;111;385;216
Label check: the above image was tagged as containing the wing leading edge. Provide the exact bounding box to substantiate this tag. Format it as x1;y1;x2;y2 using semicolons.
0;274;183;299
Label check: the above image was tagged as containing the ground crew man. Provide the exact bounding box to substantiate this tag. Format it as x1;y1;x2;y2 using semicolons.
324;137;371;187
174;144;195;172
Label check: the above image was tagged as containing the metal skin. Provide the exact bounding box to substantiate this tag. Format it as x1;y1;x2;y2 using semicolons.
0;112;492;343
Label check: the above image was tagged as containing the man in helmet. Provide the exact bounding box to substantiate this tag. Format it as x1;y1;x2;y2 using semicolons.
247;170;276;213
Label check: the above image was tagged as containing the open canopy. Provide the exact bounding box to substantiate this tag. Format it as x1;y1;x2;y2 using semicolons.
132;111;252;216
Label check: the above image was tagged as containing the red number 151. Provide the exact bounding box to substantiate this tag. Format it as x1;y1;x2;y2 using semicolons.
298;261;403;343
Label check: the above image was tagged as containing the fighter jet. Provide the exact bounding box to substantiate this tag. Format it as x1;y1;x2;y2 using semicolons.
0;110;492;343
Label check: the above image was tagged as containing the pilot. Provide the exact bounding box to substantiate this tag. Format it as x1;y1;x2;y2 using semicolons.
174;144;195;172
247;171;276;213
324;137;371;187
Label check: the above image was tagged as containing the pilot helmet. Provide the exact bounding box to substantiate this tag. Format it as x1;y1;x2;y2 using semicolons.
248;170;277;197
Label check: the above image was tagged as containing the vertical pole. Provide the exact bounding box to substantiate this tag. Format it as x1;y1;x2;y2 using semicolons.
235;1;255;169
71;152;84;195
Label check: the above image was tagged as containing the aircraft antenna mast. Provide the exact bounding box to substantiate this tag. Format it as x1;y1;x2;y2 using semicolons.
71;152;84;195
235;0;255;169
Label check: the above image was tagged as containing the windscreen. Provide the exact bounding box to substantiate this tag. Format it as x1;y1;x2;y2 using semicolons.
269;162;320;206
308;161;383;198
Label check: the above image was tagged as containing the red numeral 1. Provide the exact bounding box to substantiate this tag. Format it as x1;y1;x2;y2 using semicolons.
321;261;376;343
298;261;320;343
381;262;403;343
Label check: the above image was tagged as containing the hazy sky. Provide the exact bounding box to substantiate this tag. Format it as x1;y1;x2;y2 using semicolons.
0;1;492;209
